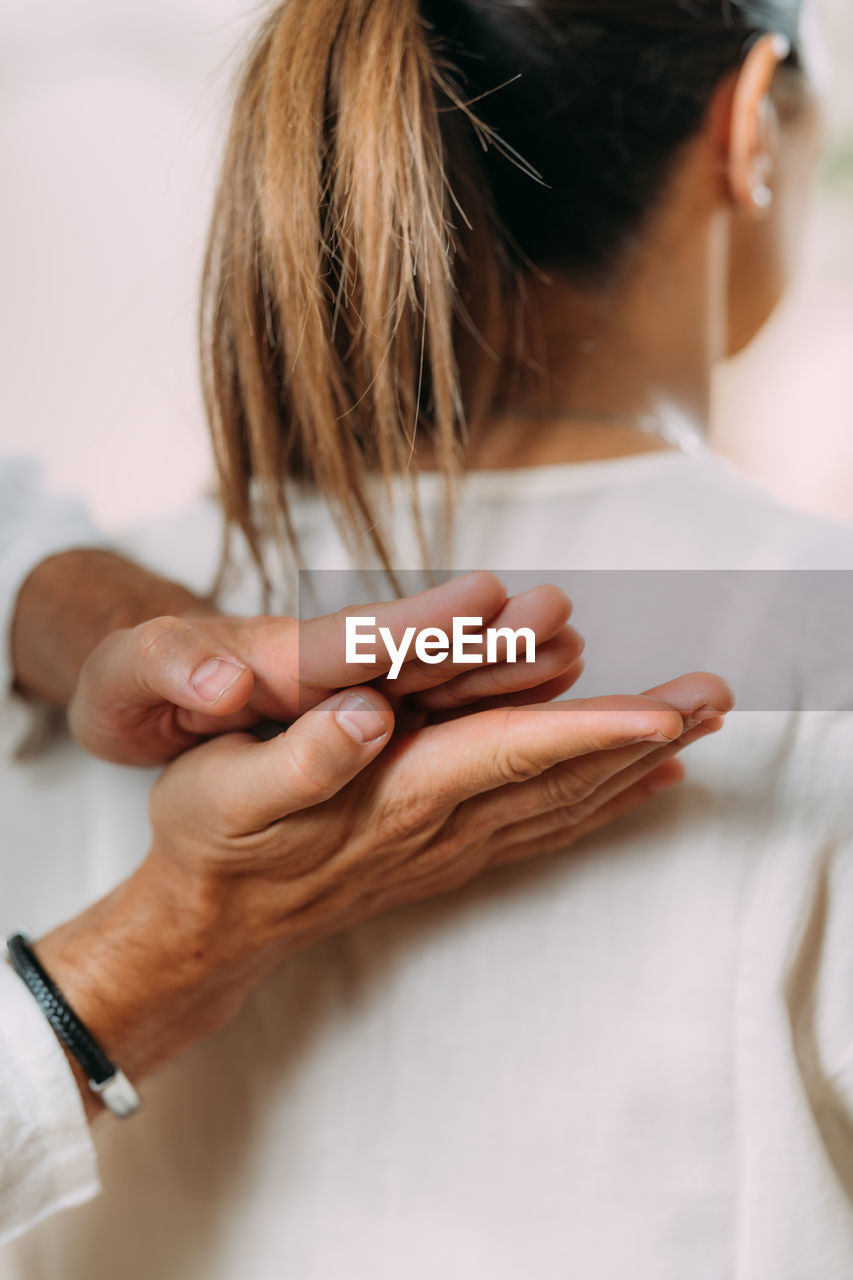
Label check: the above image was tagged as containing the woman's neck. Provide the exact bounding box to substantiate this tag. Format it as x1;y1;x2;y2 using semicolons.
462;416;676;470
457;203;719;470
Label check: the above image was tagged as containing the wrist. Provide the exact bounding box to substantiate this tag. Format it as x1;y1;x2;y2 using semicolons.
33;854;255;1120
12;550;219;707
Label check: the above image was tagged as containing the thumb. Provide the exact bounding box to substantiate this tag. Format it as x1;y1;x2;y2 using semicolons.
387;694;687;811
70;616;257;764
203;686;395;831
77;615;255;719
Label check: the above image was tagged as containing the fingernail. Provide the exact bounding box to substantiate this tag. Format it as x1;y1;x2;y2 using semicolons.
641;730;676;744
190;657;246;703
686;705;723;728
335;692;388;744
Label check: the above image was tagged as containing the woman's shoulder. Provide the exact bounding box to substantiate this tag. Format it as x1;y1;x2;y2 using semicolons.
684;452;853;570
444;450;853;572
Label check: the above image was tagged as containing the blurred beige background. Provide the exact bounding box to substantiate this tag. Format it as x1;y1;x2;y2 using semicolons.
1;0;852;532
714;0;853;523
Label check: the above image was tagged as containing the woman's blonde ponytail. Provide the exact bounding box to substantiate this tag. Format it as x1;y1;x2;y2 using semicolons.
201;0;496;581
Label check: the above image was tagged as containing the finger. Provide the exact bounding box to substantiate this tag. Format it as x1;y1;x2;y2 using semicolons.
423;660;586;722
186;575;510;722
425;664;734;727
295;572;510;695
201;686;395;832
102;615;253;713
137;617;254;715
457;679;727;831
639;670;735;716
387;584;574;696
370;758;688;913
489;759;688;868
488;720;721;850
540;715;724;821
69;617;257;764
379;693;687;814
409;621;583;710
487;662;585;707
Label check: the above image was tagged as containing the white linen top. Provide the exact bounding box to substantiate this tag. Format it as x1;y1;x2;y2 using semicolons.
0;458;103;1241
2;447;853;1278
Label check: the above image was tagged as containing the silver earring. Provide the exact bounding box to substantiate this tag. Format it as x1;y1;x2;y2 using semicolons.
752;182;773;210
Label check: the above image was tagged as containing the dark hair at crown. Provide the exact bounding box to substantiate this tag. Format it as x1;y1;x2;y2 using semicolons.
423;0;802;279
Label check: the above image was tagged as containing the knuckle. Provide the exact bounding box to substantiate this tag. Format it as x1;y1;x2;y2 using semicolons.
341;800;448;885
138;615;185;664
556;795;599;828
397;828;477;887
418;826;467;870
490;708;547;784
281;732;337;805
539;765;594;810
498;747;545;785
378;792;443;845
545;785;603;833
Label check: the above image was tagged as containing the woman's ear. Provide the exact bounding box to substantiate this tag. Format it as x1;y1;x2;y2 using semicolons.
726;32;791;217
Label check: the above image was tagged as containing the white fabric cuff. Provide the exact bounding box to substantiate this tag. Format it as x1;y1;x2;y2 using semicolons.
0;958;101;1244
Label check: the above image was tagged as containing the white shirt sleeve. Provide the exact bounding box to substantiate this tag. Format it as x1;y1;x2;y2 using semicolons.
0;959;101;1244
0;456;102;1239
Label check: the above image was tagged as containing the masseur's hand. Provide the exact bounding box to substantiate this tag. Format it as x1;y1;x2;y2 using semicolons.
67;573;583;765
14;550;580;766
35;669;732;1118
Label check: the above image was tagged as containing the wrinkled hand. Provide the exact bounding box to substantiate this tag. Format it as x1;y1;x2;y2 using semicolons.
68;573;583;765
149;670;734;966
38;663;732;1117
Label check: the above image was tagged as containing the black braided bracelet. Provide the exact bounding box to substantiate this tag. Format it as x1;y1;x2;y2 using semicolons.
4;932;141;1118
